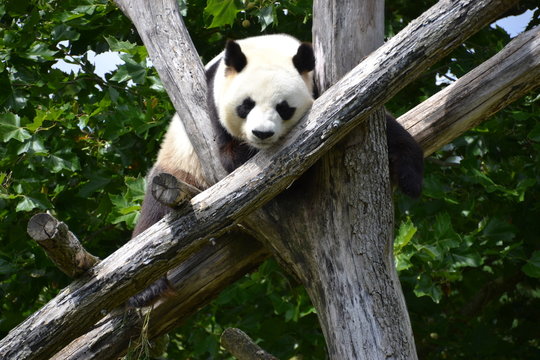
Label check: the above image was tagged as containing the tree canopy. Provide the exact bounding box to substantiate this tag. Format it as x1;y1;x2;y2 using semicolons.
1;0;539;359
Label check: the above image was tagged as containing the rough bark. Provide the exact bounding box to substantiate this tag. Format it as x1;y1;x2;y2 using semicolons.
0;0;521;359
242;1;416;358
151;172;201;207
26;213;99;278
220;328;278;360
51;232;268;360
46;26;539;355
262;0;414;357
113;0;226;184
401;25;540;156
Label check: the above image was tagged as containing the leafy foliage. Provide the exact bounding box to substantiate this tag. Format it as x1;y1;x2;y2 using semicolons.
0;0;172;334
1;0;539;359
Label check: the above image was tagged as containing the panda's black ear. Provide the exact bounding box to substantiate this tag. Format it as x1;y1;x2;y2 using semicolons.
224;40;247;73
293;42;315;74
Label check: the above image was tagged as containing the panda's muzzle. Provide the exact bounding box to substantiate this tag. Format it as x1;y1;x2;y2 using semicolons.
252;130;275;140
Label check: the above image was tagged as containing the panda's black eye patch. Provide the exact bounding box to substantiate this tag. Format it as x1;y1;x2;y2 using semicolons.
275;100;296;120
236;97;255;119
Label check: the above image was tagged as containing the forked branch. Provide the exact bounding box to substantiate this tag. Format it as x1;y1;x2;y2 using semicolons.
0;0;521;359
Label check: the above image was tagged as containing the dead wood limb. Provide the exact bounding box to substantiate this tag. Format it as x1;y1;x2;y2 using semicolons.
401;26;540;157
27;213;99;278
51;232;269;360
0;1;520;359
113;0;226;184
220;328;279;360
151;172;201;207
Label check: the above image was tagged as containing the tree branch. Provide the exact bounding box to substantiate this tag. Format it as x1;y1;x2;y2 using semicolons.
220;328;279;360
0;0;520;359
151;172;201;207
26;213;99;278
113;0;227;184
49;24;540;360
400;26;540;156
50;232;268;360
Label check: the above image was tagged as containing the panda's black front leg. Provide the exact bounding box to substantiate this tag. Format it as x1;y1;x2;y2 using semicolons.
385;113;424;198
219;137;258;173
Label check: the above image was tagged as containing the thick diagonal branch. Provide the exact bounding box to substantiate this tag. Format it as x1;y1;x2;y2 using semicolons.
402;26;540;156
50;22;539;360
114;0;226;184
0;1;520;359
27;213;99;278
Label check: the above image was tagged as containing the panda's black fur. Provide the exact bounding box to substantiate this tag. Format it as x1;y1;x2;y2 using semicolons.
127;34;423;307
205;59;255;173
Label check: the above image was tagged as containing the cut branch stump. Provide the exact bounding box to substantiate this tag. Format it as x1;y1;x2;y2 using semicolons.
27;213;99;278
220;328;279;360
151;172;201;207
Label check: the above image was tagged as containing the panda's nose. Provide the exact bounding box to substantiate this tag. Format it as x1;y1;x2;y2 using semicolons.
252;130;274;140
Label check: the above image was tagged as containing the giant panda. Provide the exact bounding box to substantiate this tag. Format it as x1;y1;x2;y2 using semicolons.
128;34;423;307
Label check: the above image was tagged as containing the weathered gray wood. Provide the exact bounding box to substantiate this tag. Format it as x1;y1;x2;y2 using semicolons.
50;26;540;358
401;25;540;156
220;328;279;360
151;172;201;207
113;0;226;184
27;213;99;278
0;1;520;359
51;233;268;360
260;0;416;358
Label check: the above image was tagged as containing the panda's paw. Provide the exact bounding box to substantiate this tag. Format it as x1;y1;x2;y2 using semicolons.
127;276;175;308
397;172;423;198
395;161;423;198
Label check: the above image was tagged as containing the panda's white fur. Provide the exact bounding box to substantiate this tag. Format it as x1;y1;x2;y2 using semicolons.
129;33;425;307
212;35;314;149
154;34;313;190
155;114;207;189
127;35;315;307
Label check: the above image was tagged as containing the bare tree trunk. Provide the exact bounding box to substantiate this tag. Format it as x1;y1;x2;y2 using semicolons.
402;26;540;156
311;1;416;358
114;0;226;184
0;1;523;359
244;1;416;358
52;24;538;360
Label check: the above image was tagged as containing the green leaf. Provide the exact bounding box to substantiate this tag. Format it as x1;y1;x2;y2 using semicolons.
414;273;443;303
522;251;540;278
481;218;515;243
104;36;137;53
109;212;138;226
30;105;69;131
528;123;540;142
15;195;47;212
0;258;16;275
78;174;111;197
17;137;47;155
419;244;442;260
451;253;482;268
22;42;58;62
257;6;275;31
125;176;146;201
110;54;146;84
470;168;500;192
204;0;242;28
394;218;417;253
0;113;31;142
51;24;80;42
47;154;80;173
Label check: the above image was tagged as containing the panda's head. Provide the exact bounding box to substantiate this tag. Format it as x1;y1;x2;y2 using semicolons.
213;35;315;149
